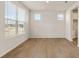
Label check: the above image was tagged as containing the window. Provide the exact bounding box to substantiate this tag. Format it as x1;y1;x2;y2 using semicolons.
5;2;16;37
5;2;26;38
34;14;41;20
57;14;64;20
18;8;26;34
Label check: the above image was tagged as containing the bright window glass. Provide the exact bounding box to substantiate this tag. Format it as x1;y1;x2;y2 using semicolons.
34;14;41;20
5;2;16;37
18;8;26;34
5;2;26;38
57;14;64;20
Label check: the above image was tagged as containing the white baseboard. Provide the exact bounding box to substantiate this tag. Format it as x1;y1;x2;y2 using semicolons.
30;36;65;38
0;38;29;57
65;36;73;42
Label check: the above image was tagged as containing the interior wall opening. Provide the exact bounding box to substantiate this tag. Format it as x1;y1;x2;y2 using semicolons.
71;7;78;46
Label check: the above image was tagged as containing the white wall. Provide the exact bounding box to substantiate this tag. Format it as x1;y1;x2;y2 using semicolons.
0;2;30;57
30;11;65;38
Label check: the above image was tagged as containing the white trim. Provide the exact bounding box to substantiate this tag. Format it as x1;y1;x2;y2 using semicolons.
30;36;65;38
77;44;79;47
65;36;73;42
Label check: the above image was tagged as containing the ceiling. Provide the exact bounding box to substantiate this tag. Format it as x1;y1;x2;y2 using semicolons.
22;1;76;11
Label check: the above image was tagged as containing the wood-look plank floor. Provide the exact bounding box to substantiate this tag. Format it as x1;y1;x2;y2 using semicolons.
2;38;79;58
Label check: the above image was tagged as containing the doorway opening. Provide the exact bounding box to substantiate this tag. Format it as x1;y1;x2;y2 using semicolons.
71;7;78;47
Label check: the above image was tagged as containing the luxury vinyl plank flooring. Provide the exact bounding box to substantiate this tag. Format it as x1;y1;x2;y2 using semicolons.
2;38;79;58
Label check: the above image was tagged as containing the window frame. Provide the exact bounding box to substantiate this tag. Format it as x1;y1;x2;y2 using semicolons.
17;7;26;35
5;2;17;37
57;13;64;21
34;14;41;20
5;1;26;38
